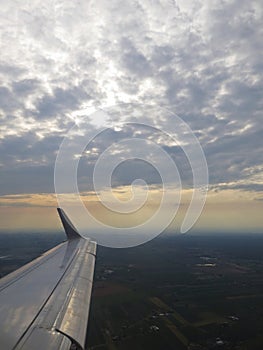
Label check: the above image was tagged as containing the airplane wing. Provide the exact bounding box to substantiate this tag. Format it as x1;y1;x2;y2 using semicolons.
0;208;97;350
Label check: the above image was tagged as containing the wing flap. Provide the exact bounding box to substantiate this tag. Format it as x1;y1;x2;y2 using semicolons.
56;244;96;348
15;327;72;350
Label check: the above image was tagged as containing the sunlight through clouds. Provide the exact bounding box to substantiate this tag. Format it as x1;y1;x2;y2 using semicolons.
0;0;262;233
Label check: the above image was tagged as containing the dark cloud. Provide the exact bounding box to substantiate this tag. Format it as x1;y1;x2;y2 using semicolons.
0;86;20;113
0;62;26;78
36;86;90;119
12;79;40;96
0;132;63;171
0;165;55;195
121;38;152;77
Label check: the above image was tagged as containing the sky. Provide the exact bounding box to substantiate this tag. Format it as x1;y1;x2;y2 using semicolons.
0;0;263;237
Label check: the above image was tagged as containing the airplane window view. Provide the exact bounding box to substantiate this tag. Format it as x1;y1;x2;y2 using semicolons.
0;1;262;350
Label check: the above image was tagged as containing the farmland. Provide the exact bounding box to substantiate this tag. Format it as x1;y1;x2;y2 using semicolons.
87;234;263;350
1;232;263;349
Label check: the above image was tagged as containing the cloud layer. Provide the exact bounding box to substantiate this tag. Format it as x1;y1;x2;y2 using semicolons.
0;0;262;200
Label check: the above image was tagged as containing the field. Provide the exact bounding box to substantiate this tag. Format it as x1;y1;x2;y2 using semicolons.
86;234;263;350
1;232;263;349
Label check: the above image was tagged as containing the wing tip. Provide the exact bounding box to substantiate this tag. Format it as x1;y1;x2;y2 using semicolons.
57;208;82;240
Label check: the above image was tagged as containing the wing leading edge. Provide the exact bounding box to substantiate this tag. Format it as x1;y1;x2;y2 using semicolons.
0;208;97;350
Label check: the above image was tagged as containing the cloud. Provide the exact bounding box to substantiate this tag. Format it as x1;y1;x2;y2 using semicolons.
0;0;262;199
35;86;90;119
12;78;40;96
